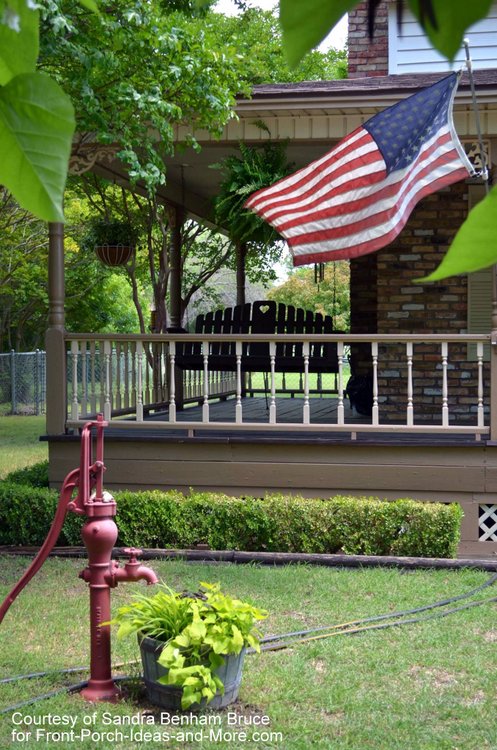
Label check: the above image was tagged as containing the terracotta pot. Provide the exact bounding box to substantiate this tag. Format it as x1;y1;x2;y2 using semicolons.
95;244;134;267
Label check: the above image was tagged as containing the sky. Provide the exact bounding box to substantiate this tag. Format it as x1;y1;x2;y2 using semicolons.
213;0;348;50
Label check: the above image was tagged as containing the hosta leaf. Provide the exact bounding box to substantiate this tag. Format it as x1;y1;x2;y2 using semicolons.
0;0;39;85
421;187;497;281
0;72;75;222
280;0;356;68
407;0;493;60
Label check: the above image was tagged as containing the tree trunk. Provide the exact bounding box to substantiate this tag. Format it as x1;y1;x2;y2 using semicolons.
235;241;247;307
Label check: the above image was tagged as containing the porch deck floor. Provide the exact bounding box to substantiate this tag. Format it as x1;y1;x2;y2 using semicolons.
100;395;485;446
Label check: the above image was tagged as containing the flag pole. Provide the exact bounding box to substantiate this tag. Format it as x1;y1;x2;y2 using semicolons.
463;39;490;193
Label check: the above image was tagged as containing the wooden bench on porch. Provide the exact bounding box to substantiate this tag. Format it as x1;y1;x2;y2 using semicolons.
174;300;340;389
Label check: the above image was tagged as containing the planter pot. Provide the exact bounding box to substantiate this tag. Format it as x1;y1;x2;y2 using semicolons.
95;244;134;267
139;635;245;711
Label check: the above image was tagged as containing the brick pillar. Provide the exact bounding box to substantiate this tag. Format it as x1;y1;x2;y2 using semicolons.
348;0;389;78
350;253;378;375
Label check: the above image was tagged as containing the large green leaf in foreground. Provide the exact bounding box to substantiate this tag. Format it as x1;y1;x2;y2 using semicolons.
0;72;75;222
422;186;497;281
280;0;356;68
408;0;493;61
0;0;39;85
280;0;493;68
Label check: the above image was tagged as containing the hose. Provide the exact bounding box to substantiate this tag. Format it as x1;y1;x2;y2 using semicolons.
2;573;496;715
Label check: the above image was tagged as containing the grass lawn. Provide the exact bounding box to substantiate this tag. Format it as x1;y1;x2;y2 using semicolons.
1;557;497;749
0;416;47;479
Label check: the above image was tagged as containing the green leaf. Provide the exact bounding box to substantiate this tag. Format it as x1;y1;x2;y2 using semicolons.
407;0;493;60
77;0;99;12
0;72;75;222
420;186;497;281
0;0;39;85
280;0;355;68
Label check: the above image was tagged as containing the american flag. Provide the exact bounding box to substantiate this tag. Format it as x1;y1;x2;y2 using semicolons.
244;72;474;266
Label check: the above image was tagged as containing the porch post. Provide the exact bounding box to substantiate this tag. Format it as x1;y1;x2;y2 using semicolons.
490;267;497;441
168;206;185;409
45;222;67;435
235;242;247;307
169;206;184;331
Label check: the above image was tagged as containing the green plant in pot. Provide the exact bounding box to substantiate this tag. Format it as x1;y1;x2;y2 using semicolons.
110;582;267;710
86;219;139;267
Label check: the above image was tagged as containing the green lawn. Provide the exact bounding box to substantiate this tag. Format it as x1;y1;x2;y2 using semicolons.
0;416;47;479
1;557;496;750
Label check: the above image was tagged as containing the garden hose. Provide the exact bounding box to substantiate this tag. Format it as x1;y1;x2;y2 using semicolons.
2;572;497;715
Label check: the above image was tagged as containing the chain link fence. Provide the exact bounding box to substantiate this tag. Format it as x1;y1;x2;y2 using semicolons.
0;350;46;415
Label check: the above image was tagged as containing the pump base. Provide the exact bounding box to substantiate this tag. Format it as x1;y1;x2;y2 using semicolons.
80;679;120;702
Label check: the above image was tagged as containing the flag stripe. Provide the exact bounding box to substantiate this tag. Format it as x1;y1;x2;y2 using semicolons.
247;133;382;216
291;166;470;264
244;72;473;266
245;128;368;209
268;129;454;230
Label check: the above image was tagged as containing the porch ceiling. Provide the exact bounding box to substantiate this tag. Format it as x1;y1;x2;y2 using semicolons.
73;69;497;227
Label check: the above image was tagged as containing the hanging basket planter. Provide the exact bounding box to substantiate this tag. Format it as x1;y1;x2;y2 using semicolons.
95;243;135;267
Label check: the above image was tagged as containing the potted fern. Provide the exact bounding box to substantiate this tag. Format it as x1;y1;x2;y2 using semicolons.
87;219;139;267
110;582;267;710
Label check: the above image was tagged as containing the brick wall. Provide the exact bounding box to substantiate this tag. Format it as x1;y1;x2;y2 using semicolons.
348;0;389;78
350;182;489;424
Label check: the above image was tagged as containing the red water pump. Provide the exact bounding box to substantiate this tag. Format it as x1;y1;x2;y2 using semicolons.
0;415;158;702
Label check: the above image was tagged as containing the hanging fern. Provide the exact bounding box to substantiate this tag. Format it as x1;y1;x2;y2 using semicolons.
213;138;294;248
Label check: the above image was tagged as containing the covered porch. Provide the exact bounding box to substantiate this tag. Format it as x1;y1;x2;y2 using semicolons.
45;72;497;558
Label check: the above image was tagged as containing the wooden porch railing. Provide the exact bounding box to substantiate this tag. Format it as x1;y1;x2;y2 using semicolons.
64;332;491;439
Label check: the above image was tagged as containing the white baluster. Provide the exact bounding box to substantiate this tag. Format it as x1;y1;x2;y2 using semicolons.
136;340;144;422
131;343;137;408
123;342;130;410
169;341;176;422
236;340;243;423
372;342;379;426
81;340;88;417
477;341;484;428
337;341;345;425
103;340;112;421
441;341;449;427
202;341;210;423
89;340;97;414
115;342;122;411
71;340;79;421
269;341;276;424
406;341;413;427
303;341;310;424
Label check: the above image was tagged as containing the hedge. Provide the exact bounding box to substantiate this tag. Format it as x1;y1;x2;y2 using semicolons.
0;477;463;558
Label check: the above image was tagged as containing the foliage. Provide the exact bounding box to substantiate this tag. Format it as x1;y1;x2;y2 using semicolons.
268;262;350;330
0;187;142;350
74;176;234;330
83;219;140;249
110;581;267;709
278;0;493;68
0;0;74;221
0;482;463;558
3;459;49;487
40;0;248;194
203;7;346;84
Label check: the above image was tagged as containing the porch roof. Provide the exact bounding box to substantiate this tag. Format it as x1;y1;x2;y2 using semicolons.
71;69;497;226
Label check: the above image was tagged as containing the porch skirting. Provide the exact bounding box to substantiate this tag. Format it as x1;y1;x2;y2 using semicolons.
46;431;497;559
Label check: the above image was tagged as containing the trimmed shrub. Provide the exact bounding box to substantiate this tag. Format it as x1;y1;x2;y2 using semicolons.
4;460;49;488
0;482;463;559
0;483;82;546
